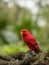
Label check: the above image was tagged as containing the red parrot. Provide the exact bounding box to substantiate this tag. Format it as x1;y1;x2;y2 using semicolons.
21;29;41;54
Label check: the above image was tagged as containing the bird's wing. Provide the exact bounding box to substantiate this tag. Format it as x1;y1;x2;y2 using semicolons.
30;38;40;52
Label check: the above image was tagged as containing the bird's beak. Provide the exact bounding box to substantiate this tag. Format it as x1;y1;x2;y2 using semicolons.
21;32;22;36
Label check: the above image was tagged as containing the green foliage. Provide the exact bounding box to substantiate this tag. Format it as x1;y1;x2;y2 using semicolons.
41;5;49;22
1;45;20;55
0;0;49;55
14;10;33;40
0;44;28;55
47;49;49;56
0;20;7;29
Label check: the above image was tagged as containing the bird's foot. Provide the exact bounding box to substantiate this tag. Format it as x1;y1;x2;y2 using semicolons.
27;50;33;55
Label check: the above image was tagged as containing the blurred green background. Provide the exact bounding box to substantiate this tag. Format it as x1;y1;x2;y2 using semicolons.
0;0;49;55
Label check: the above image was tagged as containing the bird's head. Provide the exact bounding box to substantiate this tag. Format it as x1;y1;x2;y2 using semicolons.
21;29;30;36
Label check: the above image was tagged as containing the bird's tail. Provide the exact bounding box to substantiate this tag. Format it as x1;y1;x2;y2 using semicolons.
34;48;42;54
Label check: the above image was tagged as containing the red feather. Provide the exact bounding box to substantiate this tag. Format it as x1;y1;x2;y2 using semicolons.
21;29;41;54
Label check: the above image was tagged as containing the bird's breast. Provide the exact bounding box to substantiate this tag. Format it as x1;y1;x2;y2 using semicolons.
23;36;31;43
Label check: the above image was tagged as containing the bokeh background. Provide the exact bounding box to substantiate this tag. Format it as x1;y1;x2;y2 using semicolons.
0;0;49;55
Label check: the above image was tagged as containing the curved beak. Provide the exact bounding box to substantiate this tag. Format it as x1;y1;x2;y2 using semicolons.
20;32;22;36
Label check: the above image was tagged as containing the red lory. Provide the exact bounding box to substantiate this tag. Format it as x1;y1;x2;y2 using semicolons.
21;29;41;54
